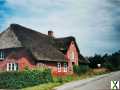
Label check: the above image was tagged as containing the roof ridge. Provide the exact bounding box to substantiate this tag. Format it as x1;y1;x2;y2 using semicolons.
4;24;65;61
9;23;49;38
56;36;75;39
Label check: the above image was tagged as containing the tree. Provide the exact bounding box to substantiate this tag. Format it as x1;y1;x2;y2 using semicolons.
88;50;120;71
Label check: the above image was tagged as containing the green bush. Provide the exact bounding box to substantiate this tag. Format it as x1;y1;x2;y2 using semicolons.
73;65;89;75
56;77;63;83
103;61;114;70
0;68;53;89
64;75;74;82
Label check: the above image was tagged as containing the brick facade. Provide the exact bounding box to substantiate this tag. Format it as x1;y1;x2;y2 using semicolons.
0;41;78;76
65;41;78;72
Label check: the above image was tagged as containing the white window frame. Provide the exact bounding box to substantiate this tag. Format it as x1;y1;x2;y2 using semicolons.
7;63;18;71
57;63;61;72
0;51;4;60
64;63;67;72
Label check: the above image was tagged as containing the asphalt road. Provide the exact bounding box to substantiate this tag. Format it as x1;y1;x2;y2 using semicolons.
54;71;120;90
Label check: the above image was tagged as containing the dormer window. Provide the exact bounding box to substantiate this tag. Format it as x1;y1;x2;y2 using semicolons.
0;51;5;60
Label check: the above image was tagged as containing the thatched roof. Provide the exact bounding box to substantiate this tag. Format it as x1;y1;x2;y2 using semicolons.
0;24;89;63
54;37;89;64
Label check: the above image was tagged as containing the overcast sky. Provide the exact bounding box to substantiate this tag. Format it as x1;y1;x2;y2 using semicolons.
0;0;120;56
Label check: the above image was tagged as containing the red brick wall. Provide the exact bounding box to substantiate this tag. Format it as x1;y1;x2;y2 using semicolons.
0;49;35;71
65;41;79;72
48;63;69;76
36;62;69;76
0;42;79;76
35;41;79;76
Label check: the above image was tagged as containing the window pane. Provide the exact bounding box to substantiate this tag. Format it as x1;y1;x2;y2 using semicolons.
0;51;5;59
64;63;67;72
13;63;18;71
16;63;18;71
0;51;2;59
2;52;4;59
10;63;12;71
14;63;16;71
57;63;61;72
6;63;19;71
2;52;3;59
12;64;14;70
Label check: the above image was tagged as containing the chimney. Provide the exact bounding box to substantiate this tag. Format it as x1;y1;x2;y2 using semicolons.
48;30;54;37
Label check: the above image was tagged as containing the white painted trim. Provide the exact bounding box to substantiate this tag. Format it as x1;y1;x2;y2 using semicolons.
64;63;67;72
6;63;9;71
6;63;18;71
0;51;4;59
57;62;61;72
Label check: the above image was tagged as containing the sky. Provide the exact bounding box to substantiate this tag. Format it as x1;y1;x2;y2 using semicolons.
0;0;120;56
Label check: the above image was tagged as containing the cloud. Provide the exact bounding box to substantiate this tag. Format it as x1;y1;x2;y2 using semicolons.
1;0;120;56
0;0;14;29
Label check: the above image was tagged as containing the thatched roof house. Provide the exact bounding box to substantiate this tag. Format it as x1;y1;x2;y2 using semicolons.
0;24;89;74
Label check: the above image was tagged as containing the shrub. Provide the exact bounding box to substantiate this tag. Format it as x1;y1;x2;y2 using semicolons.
56;77;63;83
73;65;89;75
63;75;74;82
103;61;114;71
0;68;53;89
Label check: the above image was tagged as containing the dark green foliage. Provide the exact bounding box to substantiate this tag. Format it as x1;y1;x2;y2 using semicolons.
0;69;53;89
88;50;120;71
103;60;113;70
88;54;103;68
73;65;89;75
55;77;63;83
63;75;74;82
103;50;120;70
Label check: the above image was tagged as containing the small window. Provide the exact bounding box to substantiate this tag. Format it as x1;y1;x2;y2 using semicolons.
0;51;5;60
7;63;18;71
8;63;11;71
70;51;74;62
64;63;67;72
57;63;61;72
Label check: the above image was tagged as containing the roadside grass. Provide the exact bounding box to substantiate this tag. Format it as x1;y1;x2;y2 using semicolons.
22;68;109;90
77;68;109;80
22;82;61;90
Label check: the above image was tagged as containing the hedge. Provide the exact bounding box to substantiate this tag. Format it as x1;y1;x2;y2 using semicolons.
0;68;53;89
73;65;89;75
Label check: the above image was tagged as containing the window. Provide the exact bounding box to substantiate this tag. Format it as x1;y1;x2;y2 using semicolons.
70;51;74;62
64;63;67;72
7;63;18;71
57;63;61;72
0;51;5;59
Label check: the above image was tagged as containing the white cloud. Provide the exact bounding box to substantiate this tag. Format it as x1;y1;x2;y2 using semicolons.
2;0;119;56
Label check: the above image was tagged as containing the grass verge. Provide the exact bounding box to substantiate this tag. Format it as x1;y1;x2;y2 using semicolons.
22;68;109;90
22;82;61;90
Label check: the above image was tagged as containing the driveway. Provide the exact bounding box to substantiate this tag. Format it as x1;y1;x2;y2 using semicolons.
54;71;120;90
